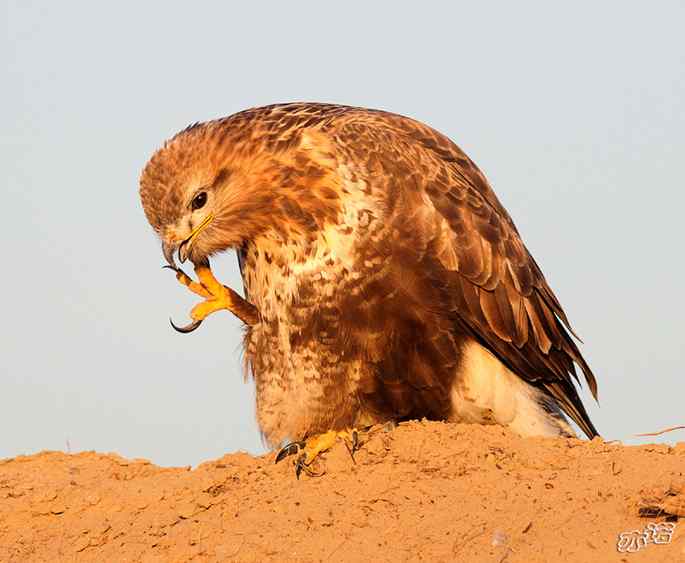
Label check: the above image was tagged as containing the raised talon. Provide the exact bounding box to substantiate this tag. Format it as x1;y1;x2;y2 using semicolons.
164;260;260;331
169;317;203;333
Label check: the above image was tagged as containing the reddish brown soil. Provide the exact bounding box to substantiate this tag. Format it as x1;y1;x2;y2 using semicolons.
1;421;683;562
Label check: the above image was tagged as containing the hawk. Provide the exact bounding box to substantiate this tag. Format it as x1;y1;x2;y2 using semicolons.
140;103;599;475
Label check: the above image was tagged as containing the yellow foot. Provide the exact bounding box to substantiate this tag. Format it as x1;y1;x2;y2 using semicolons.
275;429;362;479
164;260;260;332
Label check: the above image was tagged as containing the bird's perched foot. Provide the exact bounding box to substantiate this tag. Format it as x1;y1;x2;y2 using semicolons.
165;259;260;332
275;428;362;479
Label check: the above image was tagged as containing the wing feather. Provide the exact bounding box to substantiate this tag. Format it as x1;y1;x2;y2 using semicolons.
333;109;599;437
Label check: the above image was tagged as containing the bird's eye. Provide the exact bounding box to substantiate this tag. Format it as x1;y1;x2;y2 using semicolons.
191;191;207;211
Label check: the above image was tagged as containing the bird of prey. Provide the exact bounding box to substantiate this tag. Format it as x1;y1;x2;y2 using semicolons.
140;103;599;476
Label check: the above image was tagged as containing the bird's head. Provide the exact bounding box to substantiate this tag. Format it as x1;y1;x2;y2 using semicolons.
140;112;342;271
139;121;281;268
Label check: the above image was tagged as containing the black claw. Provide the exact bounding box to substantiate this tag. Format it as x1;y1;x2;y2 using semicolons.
165;266;201;333
295;455;305;480
276;442;323;479
275;441;304;464
351;429;360;454
343;430;360;464
343;442;356;464
294;453;324;479
169;317;202;333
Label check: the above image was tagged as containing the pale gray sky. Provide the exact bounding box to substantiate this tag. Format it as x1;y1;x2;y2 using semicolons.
2;1;683;467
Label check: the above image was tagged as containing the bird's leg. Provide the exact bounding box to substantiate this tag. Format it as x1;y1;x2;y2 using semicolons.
275;428;362;479
166;260;260;332
193;263;261;324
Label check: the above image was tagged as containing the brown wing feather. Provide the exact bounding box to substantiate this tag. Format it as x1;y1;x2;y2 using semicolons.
332;108;599;438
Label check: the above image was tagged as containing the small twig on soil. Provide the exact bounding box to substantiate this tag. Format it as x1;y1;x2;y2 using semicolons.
452;526;486;556
498;547;513;563
224;537;245;559
326;535;349;561
635;425;685;437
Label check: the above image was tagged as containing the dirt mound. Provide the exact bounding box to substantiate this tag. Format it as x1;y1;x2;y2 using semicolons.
1;421;683;562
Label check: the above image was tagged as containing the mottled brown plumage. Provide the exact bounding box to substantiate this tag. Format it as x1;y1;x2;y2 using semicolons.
140;103;599;446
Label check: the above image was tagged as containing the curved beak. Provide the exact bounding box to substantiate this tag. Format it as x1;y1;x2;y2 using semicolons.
162;240;179;269
161;213;214;266
178;239;191;264
162;238;190;266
